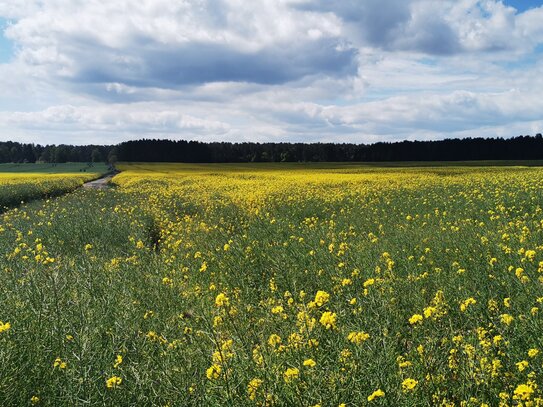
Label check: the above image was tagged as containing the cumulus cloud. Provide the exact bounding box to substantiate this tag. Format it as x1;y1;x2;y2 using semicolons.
298;0;543;55
0;104;230;134
297;0;458;54
0;0;542;145
4;0;356;90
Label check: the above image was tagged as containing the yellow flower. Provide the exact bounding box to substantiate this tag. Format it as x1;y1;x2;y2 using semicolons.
268;334;282;348
146;331;167;344
269;279;277;292
271;305;284;315
283;367;299;383
106;375;122;388
206;364;221;380
409;314;423;325
319;311;337;329
402;378;418;392
287;332;303;348
341;278;352;286
314;290;330;307
452;335;463;344
114;354;123;368
397;356;412;369
528;348;539;358
30;396;39;405
53;357;67;369
487;299;498;312
303;358;316;368
516;360;529;372
347;331;370;344
513;383;534;401
308;339;319;348
367;389;385;401
500;313;514;325
215;293;229;307
525;250;536;261
460;298;476;312
247;378;263;400
423;306;437;318
0;321;11;334
363;278;375;288
491;358;502;377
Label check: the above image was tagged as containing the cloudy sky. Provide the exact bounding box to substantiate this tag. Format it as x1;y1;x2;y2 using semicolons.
0;0;542;145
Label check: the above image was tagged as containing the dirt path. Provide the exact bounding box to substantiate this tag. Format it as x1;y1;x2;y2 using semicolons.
82;175;114;190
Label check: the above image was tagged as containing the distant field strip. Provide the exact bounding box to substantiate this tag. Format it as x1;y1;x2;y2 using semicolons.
0;163;108;209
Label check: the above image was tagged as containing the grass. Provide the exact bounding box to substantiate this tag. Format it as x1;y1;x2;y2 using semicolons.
0;162;109;174
1;162;543;405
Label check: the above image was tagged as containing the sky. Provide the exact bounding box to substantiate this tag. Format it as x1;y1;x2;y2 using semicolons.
0;0;542;146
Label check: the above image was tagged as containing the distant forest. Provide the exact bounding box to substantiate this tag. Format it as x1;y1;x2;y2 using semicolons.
1;134;543;163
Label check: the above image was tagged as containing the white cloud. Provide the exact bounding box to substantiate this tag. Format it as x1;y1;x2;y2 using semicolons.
0;0;542;145
4;0;354;87
1;104;230;133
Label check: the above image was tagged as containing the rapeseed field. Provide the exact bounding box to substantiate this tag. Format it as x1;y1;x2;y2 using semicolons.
0;163;107;210
1;162;543;406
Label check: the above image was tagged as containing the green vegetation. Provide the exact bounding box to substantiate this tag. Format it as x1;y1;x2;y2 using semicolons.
0;162;109;174
0;163;108;210
1;163;543;405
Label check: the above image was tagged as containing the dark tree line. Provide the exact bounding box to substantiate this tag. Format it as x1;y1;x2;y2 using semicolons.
1;134;543;164
0;142;112;164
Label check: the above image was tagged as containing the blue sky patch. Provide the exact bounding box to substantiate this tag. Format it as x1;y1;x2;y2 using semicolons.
0;18;14;63
505;0;543;12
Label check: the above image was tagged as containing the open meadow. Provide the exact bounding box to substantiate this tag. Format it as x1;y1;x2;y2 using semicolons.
1;162;543;406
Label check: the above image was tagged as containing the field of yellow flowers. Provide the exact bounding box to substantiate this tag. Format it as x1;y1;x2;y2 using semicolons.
1;162;543;406
0;163;107;210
